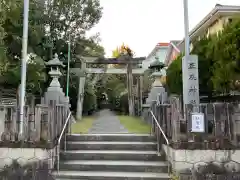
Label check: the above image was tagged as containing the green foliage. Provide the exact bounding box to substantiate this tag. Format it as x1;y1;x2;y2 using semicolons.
45;0;102;41
0;0;47;94
191;35;214;96
0;54;46;93
211;18;240;93
0;0;104;114
166;54;183;95
96;73;128;112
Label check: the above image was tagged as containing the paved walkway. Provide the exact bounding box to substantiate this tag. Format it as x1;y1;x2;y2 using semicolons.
88;109;128;134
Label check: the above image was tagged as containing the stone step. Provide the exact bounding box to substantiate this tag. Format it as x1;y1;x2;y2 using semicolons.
53;171;170;180
66;141;157;151
60;150;165;161
67;134;155;142
59;160;168;173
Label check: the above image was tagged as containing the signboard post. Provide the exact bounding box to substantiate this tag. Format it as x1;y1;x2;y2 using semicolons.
191;112;205;133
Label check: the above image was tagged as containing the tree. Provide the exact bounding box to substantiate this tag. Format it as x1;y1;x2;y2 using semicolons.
210;18;240;94
166;37;214;97
191;35;215;97
0;0;46;94
166;17;240;96
166;54;183;95
42;0;104;114
45;0;102;41
0;0;104;104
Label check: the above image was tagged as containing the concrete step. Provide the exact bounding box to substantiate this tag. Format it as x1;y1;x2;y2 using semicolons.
53;171;170;180
59;160;168;173
66;141;157;151
60;150;165;161
67;134;155;142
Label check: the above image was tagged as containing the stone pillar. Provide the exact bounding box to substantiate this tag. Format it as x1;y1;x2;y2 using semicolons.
126;56;134;116
76;61;86;120
139;75;143;116
136;75;144;116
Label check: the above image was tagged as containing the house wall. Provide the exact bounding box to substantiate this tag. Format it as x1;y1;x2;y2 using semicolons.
167;48;180;66
142;55;155;69
168;16;231;67
207;16;230;36
142;47;169;69
156;47;168;63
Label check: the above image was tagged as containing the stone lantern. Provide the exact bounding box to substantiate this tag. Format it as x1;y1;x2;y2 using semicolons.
46;53;65;92
148;58;165;87
145;58;166;104
142;57;167;122
44;53;67;104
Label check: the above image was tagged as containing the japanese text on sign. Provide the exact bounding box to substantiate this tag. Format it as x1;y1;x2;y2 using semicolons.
191;113;205;133
183;55;199;106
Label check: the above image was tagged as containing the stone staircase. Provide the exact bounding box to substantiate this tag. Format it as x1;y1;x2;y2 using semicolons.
54;134;170;180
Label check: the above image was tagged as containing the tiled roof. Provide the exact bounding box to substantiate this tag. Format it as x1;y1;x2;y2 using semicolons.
156;42;169;47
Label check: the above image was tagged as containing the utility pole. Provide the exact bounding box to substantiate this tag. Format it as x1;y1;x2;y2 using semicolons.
66;34;71;97
183;0;190;57
19;0;29;137
182;0;190;109
182;0;199;115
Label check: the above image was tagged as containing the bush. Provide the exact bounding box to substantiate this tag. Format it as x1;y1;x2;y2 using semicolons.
166;54;183;95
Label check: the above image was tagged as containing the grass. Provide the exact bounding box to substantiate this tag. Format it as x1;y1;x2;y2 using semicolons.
118;115;151;134
71;116;95;134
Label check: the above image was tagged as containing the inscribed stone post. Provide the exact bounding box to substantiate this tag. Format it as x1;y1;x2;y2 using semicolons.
182;55;199;109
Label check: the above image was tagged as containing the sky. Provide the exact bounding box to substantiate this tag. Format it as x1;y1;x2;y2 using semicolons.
87;0;240;57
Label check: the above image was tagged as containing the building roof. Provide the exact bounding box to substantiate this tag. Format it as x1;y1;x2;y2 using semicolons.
146;42;169;60
178;4;240;51
164;40;181;66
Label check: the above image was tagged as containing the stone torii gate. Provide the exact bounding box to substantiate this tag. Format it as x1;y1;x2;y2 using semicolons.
72;55;146;119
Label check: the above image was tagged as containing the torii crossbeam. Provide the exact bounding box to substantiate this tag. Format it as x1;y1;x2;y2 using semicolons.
75;55;146;118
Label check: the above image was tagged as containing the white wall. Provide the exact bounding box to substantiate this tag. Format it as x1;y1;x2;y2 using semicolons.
142;47;168;70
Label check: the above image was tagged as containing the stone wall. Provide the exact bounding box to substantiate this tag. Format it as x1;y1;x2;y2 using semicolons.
0;148;56;170
163;145;240;173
